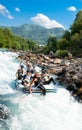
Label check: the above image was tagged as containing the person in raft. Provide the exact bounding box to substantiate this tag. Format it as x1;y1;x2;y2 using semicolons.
26;61;34;74
41;69;56;85
16;65;25;80
29;72;46;95
22;70;33;88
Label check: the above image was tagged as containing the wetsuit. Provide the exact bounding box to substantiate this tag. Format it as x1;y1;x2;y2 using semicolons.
35;77;46;95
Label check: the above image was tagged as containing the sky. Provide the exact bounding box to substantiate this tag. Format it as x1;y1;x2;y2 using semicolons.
0;0;82;30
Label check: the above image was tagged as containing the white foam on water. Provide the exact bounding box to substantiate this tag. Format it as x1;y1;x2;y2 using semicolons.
0;51;82;130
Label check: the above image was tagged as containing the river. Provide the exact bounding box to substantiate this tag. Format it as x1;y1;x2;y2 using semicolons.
0;50;82;130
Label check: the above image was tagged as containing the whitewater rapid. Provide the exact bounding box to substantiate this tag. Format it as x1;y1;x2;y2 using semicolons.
0;50;82;130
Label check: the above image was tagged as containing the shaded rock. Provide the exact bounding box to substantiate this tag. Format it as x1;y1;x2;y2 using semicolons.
75;93;82;102
56;67;66;76
66;83;76;92
0;104;10;120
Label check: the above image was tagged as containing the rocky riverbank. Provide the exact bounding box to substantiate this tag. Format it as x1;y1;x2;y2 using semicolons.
16;51;82;102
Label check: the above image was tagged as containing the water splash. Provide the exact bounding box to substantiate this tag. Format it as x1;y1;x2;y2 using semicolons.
0;51;82;130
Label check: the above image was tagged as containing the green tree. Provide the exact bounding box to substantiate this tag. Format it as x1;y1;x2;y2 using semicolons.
70;33;82;49
28;40;38;52
56;38;69;50
62;30;71;41
0;28;6;47
47;36;56;49
44;36;57;54
70;10;82;34
11;41;21;50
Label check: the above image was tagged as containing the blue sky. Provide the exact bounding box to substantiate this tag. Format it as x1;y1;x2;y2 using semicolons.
0;0;82;29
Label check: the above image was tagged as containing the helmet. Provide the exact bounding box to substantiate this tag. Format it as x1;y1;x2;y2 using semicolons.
21;65;24;68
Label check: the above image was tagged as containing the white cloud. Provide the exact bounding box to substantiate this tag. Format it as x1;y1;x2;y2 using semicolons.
67;6;77;11
8;14;14;19
15;7;20;12
0;4;9;15
31;13;65;29
0;4;14;19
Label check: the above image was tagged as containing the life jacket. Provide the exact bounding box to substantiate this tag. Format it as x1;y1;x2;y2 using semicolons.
24;78;30;84
43;76;49;81
18;69;23;80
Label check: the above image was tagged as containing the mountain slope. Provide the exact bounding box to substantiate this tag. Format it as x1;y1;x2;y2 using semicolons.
10;24;65;44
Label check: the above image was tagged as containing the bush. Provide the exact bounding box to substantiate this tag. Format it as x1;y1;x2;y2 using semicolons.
55;50;69;57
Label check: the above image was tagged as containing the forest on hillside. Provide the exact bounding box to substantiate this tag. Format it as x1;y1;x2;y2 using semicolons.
0;28;37;51
0;10;82;57
43;10;82;57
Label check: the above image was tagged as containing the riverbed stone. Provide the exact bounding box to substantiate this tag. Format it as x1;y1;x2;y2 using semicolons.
16;51;82;102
